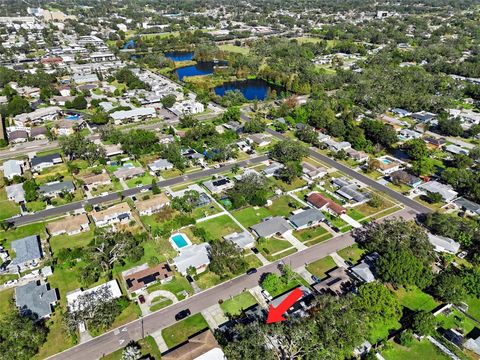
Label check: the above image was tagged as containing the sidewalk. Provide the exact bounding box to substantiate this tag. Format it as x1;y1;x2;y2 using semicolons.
295;265;315;285
283;230;307;251
330;252;348;268
150;329;168;353
340;214;362;228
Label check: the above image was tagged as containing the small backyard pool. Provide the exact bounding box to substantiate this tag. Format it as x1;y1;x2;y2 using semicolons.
170;233;191;250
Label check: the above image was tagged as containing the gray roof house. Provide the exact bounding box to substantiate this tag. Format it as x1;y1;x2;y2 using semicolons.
3;159;22;180
31;153;62;171
445;144;469;156
11;235;43;268
428;233;461;254
454;197;480;216
419;181;458;203
350;253;379;283
288;209;325;230
203;177;233;194
250;216;292;238
465;336;480;356
6;183;25;203
38;181;75;197
149;159;174;172
173;243;210;275
262;161;284;177
223;231;255;249
15;281;57;320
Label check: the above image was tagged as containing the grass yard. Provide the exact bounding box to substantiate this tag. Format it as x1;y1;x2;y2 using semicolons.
0;222;47;251
0;288;14;315
268;248;297;262
346;208;366;221
150;297;173;312
294;226;329;242
191;202;222;220
101;336;161;360
34;312;76;359
25;200;47;212
218;44;250;54
126;173;156;189
271;177;307;192
465;295;480;321
162;313;209;349
306;256;337;280
220;292;257;316
436;308;478;335
368;318;402;343
147;276;193;300
257;237;293;256
195;214;242;240
232;196;301;228
48;227;95;254
0;188;20;220
393;286;439;312
90;182;123;196
337;243;365;264
244;254;263;269
382;339;449;360
195;270;223;290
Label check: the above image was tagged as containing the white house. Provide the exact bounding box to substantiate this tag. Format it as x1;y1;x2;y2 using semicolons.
91;203;131;227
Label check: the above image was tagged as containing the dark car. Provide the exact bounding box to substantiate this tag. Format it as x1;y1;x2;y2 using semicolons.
246;268;257;275
186;275;194;283
175;309;191;321
138;295;146;304
251;247;259;254
345;260;354;267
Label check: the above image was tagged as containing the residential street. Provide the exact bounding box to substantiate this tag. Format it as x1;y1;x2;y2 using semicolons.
7;154;269;226
48;207;416;360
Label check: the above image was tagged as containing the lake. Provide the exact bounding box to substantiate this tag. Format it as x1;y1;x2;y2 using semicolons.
214;79;284;101
165;51;194;62
175;61;227;81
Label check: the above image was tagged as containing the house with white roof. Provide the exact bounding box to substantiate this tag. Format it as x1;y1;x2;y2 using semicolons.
173;243;210;275
428;233;460;254
3;159;23;180
66;280;122;312
418;181;458;203
149;159;174;172
223;231;255;249
6;183;25;203
110;107;156;124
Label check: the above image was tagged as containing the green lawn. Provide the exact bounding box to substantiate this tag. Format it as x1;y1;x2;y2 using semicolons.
195;215;242;240
195;270;223;290
346;208;366;221
271;177;307;192
48;227;95;254
0;288;14;315
337;244;365;264
34;312;76;360
369;318;402;343
394;286;439;312
294;226;329;242
436;308;478;334
0;222;47;251
150;297;173;312
0;188;20;220
232;196;301;228
382;339;449;360
147;276;193;300
126;173;156;189
306;256;337;280
218;44;250;54
191;202;222;220
220;292;257;316
25;200;47;212
257;237;293;256
465;295;480;321
268;248;298;262
162;313;209;348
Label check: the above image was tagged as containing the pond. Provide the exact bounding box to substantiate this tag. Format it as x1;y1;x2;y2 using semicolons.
175;61;227;81
214;78;284;101
165;51;194;62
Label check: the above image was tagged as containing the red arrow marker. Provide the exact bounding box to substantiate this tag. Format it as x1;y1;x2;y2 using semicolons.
266;287;303;324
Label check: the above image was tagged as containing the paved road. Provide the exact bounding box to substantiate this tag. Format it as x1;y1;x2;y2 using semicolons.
48;207;417;360
8;155;269;226
0;140;60;161
261;128;432;215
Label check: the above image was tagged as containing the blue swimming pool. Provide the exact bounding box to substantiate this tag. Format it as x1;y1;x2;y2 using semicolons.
171;233;189;249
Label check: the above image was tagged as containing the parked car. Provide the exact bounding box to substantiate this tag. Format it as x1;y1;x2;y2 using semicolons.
345;260;354;267
246;268;257;275
261;289;273;301
311;275;321;283
175;309;191;321
138;295;146;304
